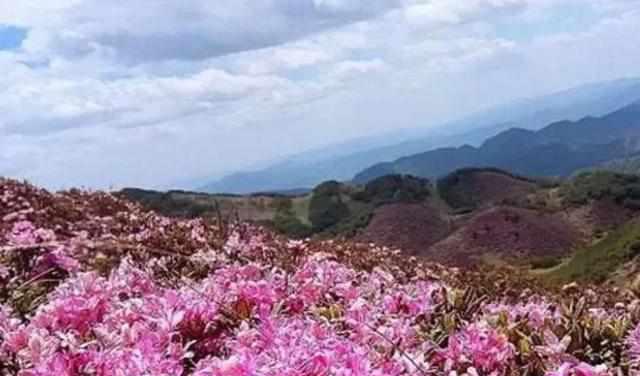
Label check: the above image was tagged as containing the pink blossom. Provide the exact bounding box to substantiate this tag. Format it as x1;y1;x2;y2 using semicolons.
545;362;609;376
0;179;637;375
627;324;640;370
440;321;515;374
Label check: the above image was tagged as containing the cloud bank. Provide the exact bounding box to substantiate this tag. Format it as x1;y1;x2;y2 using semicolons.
0;0;639;189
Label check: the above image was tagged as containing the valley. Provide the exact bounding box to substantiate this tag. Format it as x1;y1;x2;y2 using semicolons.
116;100;640;291
121;168;640;288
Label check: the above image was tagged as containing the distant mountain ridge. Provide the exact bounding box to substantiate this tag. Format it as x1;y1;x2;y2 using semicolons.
354;101;640;183
200;77;640;194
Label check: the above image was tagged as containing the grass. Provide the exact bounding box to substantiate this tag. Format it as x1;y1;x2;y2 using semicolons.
291;196;311;225
543;221;640;284
530;256;564;270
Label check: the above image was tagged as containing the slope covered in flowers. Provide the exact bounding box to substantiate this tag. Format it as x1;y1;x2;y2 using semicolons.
1;178;640;375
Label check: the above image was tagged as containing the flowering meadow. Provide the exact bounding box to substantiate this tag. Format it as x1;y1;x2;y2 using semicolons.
1;178;640;375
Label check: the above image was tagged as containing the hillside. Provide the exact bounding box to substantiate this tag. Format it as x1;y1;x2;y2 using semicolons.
120;175;435;241
354;102;640;184
437;168;539;211
427;206;581;266
126;169;640;276
594;154;640;175
119;188;310;220
118;187;314;238
3;177;640;374
202;78;640;194
354;168;543;256
356;170;637;272
355;202;452;254
544;220;640;284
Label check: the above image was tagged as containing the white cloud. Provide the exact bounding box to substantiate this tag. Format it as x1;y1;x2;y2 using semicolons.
229;44;337;76
10;0;402;64
404;0;527;28
0;68;292;134
0;0;639;189
0;0;81;26
330;59;389;81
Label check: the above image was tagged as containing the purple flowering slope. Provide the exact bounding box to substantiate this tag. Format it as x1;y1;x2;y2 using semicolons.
1;178;640;375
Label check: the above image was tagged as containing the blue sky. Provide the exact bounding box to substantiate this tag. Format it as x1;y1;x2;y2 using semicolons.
496;4;600;41
0;0;639;190
0;25;26;50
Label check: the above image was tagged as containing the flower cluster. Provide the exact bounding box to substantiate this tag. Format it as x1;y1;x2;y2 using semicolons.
2;178;640;375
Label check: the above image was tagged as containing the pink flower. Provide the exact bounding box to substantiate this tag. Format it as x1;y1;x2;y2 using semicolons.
627;324;640;369
0;263;10;279
1;179;639;376
545;362;609;376
440;322;515;374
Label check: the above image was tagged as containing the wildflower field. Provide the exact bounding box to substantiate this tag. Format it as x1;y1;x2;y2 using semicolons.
1;178;640;375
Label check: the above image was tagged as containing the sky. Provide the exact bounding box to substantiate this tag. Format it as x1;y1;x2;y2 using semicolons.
0;0;639;190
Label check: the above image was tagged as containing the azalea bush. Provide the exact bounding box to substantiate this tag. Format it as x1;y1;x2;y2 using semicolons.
2;178;640;375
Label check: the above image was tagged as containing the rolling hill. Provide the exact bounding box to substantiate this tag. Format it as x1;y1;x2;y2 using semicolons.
125;169;640;279
118;188;311;223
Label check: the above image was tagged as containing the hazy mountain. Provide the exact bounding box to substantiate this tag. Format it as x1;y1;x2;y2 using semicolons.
199;124;511;194
201;77;640;194
354;102;640;183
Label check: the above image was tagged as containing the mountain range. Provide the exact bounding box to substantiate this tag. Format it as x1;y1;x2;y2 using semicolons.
200;77;640;194
354;101;640;183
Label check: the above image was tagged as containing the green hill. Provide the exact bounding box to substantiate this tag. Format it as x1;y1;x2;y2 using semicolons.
560;170;640;209
544;221;640;284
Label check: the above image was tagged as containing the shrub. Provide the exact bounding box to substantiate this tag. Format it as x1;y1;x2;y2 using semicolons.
561;171;640;206
273;213;312;239
362;174;431;205
309;181;351;232
320;206;375;238
272;197;293;211
624;199;640;211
